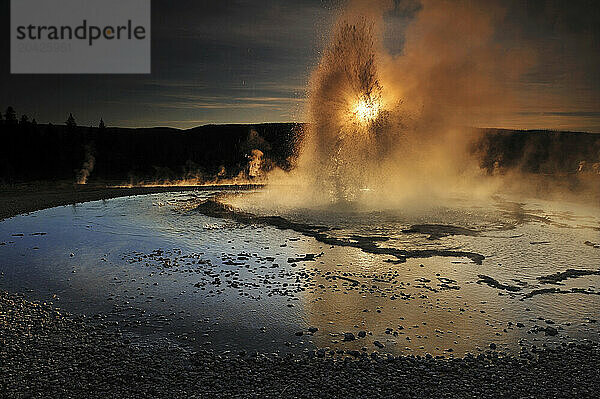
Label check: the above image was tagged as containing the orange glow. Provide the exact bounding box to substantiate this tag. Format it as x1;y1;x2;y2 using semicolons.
352;97;380;124
109;177;265;189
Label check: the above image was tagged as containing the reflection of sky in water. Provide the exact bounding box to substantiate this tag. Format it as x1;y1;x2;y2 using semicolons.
0;190;599;356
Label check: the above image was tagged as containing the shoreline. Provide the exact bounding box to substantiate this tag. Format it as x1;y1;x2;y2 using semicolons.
0;181;260;221
1;289;598;398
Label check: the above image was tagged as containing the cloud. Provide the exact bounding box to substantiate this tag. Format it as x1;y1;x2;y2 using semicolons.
0;0;598;130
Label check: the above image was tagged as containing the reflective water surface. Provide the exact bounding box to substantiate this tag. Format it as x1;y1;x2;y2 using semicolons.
1;189;599;356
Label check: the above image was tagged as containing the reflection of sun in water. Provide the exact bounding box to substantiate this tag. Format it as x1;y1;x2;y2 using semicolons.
352;97;381;124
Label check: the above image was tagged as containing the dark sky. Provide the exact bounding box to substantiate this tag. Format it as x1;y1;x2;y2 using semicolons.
1;0;599;131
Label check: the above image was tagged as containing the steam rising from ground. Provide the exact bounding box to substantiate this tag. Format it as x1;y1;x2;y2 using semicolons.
247;149;264;178
256;0;598;210
76;145;96;185
116;129;268;188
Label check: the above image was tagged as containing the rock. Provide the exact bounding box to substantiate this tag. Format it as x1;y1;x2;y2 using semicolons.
373;340;384;349
308;326;318;333
545;327;558;336
343;332;356;341
316;348;326;358
358;330;366;338
295;331;303;336
489;343;497;350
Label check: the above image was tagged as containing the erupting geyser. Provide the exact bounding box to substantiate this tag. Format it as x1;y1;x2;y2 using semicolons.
261;0;595;210
299;18;396;203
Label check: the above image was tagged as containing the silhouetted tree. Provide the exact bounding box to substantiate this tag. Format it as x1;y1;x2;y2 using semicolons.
20;114;29;125
5;106;17;124
31;118;37;127
99;118;105;130
66;113;76;128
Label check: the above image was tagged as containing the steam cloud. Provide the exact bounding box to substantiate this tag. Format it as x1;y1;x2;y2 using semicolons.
77;145;95;185
118;128;270;187
262;0;599;207
248;149;264;178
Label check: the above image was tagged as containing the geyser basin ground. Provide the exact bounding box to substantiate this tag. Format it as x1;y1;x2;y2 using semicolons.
0;189;599;357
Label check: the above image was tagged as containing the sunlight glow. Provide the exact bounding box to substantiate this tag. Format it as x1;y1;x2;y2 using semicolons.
352;97;380;123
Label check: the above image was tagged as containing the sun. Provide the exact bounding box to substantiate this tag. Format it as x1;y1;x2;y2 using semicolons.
352;97;380;124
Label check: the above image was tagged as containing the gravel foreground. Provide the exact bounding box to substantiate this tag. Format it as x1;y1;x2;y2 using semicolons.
1;291;598;398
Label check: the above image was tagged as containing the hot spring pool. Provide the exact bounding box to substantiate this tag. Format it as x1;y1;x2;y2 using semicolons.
1;189;599;356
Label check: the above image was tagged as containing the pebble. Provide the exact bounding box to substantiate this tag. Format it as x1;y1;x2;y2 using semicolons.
343;332;356;341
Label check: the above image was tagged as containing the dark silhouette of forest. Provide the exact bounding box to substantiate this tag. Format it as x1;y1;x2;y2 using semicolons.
474;128;600;175
0;107;300;184
0;106;598;184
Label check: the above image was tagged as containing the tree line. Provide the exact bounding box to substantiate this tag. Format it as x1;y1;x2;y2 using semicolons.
0;106;105;129
1;105;597;184
0;106;300;184
473;128;600;175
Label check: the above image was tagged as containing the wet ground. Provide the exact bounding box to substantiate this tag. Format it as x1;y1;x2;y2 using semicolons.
1;189;598;357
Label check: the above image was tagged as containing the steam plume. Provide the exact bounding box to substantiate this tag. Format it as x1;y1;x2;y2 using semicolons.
265;0;545;207
248;149;264;178
76;145;95;185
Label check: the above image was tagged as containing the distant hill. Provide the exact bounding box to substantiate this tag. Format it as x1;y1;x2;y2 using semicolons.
0;121;598;184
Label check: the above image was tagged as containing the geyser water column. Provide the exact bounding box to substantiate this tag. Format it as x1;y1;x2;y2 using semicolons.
300;18;395;203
